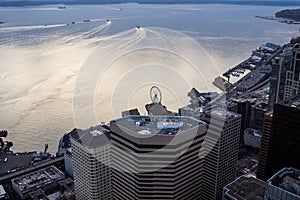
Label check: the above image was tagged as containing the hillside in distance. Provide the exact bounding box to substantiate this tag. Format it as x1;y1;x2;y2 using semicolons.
1;0;300;6
276;8;300;21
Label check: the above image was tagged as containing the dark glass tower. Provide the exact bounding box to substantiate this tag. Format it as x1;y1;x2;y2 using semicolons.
259;99;300;180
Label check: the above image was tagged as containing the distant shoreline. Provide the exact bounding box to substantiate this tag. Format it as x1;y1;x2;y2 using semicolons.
255;8;300;25
1;1;300;7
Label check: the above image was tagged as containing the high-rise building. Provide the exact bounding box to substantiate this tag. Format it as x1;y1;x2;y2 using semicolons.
256;111;273;181
202;109;241;200
265;167;300;200
284;43;300;99
110;115;207;200
71;126;111;200
222;175;266;200
269;47;292;108
258;96;300;181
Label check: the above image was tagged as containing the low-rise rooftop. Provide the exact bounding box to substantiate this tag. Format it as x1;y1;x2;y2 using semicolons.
268;167;300;197
223;175;266;200
245;128;262;139
12;166;64;192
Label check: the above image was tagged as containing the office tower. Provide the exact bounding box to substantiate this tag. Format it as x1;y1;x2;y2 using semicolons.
258;97;300;181
110;116;207;200
256;111;273;181
222;175;266;200
202;109;241;200
265;167;300;200
269;47;291;108
284;43;300;99
231;99;251;144
71;126;111;200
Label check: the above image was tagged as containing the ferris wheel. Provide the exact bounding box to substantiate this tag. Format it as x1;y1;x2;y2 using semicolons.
150;86;162;104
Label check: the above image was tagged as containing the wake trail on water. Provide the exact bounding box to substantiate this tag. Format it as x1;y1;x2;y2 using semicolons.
0;23;68;32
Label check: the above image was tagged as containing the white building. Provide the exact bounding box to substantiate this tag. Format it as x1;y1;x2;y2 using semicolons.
71;125;111;200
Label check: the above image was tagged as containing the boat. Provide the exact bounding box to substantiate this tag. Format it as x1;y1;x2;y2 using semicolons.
0;22;4;24
83;19;91;23
58;6;66;9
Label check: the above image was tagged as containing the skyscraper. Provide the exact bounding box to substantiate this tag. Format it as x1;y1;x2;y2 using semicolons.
110;115;207;200
256;111;273;181
269;47;291;108
258;96;300;181
202;109;241;200
284;43;300;99
71;126;111;200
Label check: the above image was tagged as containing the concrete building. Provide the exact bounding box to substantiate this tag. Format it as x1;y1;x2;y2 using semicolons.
71;126;111;200
11;166;65;199
110;115;207;200
222;175;266;200
202;109;242;200
266;167;300;200
284;43;300;99
244;128;261;149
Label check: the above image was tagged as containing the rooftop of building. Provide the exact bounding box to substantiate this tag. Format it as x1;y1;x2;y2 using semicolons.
223;175;266;200
112;115;204;136
282;94;300;109
29;178;74;200
268;167;300;197
71;125;110;148
145;103;177;116
12;166;64;192
244;128;262;138
209;109;240;120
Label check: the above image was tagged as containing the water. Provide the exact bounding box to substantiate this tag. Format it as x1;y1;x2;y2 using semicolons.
0;4;298;152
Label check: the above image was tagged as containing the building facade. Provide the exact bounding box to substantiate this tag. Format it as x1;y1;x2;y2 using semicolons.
71;126;111;200
110;116;207;200
257;112;273;181
284;43;300;99
202;110;241;200
269;47;292;108
258;97;300;181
